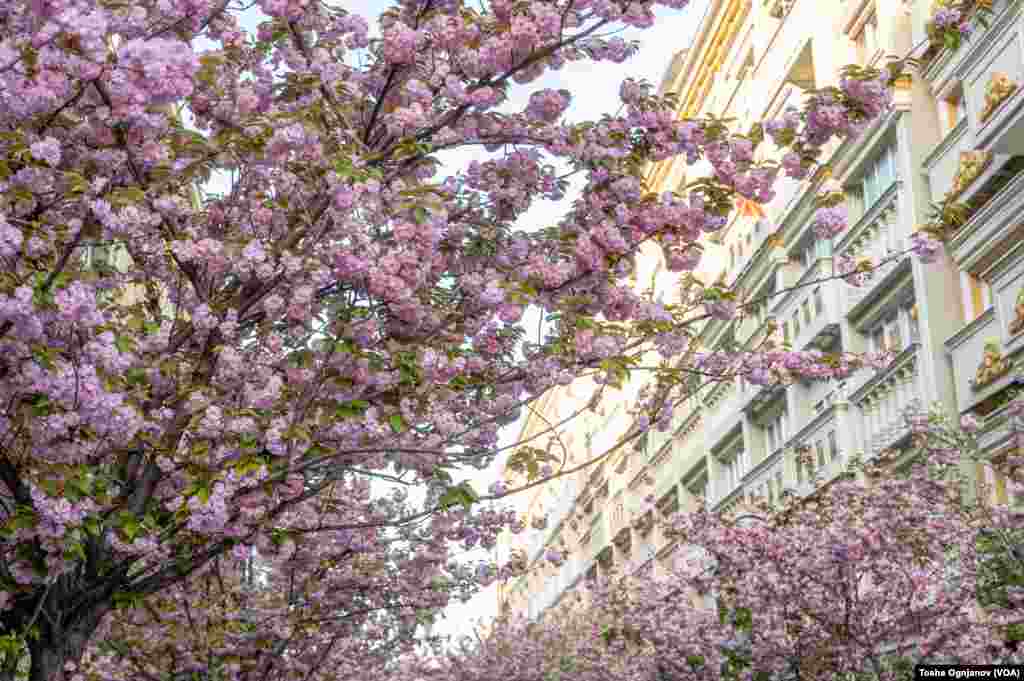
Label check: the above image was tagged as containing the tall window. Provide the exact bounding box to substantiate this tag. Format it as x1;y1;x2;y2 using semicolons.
905;302;921;343
872;327;886;353
848;142;898;220
868;305;918;355
944;87;967;134
960;272;991;322
765;410;788;453
863;143;897;209
828;430;839;462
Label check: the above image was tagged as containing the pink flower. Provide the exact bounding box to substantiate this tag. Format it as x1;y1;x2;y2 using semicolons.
910;232;943;263
30;137;61;166
960;414;981;433
812;205;847;239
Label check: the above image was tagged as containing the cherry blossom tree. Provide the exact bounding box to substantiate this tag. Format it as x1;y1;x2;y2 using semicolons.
0;0;903;677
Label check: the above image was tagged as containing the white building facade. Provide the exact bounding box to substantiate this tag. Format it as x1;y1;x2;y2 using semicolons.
498;0;1024;620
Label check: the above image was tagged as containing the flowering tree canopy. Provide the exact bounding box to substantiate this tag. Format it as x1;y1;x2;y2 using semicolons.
0;0;903;678
398;407;1024;681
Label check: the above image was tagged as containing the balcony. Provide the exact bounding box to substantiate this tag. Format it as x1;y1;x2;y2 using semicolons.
743;445;785;505
849;343;924;457
790;406;846;494
836;185;910;316
710;443;751;508
946;158;1024;276
704;380;744;450
920;0;1018;91
789;261;842;351
945;308;1020;413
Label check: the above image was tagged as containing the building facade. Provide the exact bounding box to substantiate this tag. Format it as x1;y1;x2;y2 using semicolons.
498;0;1024;620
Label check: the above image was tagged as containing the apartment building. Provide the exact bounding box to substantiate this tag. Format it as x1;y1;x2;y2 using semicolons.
498;0;1024;620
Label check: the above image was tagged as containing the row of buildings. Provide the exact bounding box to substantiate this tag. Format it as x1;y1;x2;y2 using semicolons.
497;0;1024;620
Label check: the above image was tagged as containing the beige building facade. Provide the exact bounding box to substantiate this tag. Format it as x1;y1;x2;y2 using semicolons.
498;0;1024;620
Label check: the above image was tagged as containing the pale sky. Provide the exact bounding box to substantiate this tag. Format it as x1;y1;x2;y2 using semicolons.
220;0;707;643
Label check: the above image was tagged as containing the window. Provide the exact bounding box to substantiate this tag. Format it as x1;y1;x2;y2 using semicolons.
802;299;812;326
869;306;916;356
724;449;750;491
960;272;991;322
783;321;791;344
905;302;921;343
849;143;898;219
764;411;788;453
797;242;814;269
872;327;886;353
814;288;824;316
816;441;826;469
944;87;967;134
792;311;801;339
828;430;839;462
886;315;903;352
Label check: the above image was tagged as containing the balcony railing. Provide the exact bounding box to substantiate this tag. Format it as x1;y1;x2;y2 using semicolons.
850;343;923;456
789;261;841;351
836;184;906;307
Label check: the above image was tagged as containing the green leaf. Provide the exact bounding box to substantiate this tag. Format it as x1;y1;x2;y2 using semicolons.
438;482;479;511
125;367;148;385
114;335;135;354
389;413;406;434
108;186;146;206
28;394;51;417
336;399;370;418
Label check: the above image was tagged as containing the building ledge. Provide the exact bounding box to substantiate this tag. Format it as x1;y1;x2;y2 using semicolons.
945;307;997;354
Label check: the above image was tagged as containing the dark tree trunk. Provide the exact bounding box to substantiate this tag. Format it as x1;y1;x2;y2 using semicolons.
0;578;113;681
27;602;110;681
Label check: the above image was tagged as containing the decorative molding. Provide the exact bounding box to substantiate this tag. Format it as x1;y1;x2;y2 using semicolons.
980;71;1019;124
971;339;1014;389
850;342;920;404
948;150;993;200
922;117;968;172
945;306;996;352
